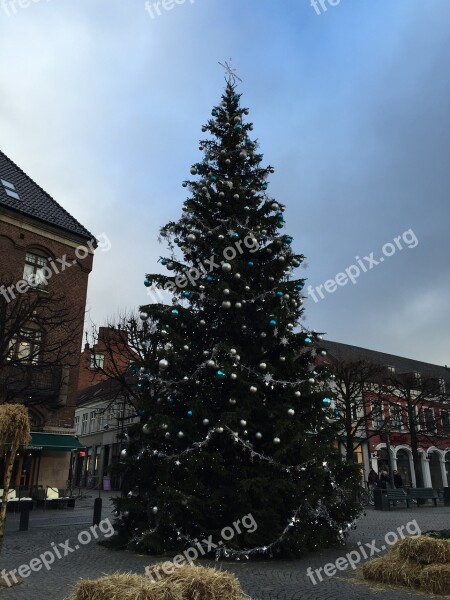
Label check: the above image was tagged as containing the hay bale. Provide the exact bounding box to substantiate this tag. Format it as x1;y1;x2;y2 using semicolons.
419;563;450;595
67;563;250;600
66;573;182;600
396;536;450;564
361;556;424;588
146;562;250;600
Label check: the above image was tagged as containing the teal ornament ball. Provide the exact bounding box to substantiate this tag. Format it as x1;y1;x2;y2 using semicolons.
284;236;293;244
231;232;239;240
187;410;193;416
207;275;214;282
171;309;180;317
296;283;304;290
216;370;227;379
184;291;191;298
248;261;254;267
144;278;152;287
161;259;168;265
269;319;277;327
234;124;243;131
276;291;284;297
304;337;312;344
322;397;332;406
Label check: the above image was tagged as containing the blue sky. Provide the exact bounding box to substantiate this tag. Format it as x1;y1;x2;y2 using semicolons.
0;0;449;365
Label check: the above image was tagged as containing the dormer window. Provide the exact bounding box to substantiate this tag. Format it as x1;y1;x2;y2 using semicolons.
1;178;20;200
387;366;396;374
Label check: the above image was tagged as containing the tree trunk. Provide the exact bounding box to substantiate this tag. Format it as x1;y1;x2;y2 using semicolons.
407;402;423;487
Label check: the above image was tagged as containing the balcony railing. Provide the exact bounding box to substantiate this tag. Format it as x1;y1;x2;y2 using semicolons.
0;364;63;398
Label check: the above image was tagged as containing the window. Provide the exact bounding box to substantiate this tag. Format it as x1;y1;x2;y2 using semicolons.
90;353;105;370
97;412;103;431
89;411;97;433
441;411;450;436
423;407;436;433
81;413;88;434
8;328;42;364
439;379;446;394
371;401;384;429
75;416;80;434
1;178;20;200
23;251;49;289
390;404;404;431
387;366;396;374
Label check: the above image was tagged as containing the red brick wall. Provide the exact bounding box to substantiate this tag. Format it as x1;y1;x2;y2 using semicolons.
0;218;93;428
77;327;131;391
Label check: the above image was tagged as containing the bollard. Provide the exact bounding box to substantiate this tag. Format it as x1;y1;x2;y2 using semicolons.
19;502;31;531
93;497;102;526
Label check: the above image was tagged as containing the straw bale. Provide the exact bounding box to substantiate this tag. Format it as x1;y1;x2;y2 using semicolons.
146;562;250;600
67;573;182;600
419;563;450;595
396;535;450;565
361;556;423;588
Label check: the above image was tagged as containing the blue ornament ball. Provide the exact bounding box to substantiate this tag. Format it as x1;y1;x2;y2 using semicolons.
183;291;191;298
247;261;254;267
322;397;332;406
276;291;284;297
269;319;277;327
144;278;152;287
171;309;180;317
216;370;227;379
304;337;312;344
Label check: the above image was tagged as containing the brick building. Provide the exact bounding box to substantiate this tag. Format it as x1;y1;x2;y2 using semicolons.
324;341;450;490
0;149;95;490
74;327;138;490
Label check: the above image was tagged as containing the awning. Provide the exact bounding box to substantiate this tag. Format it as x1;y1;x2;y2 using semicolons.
22;433;85;452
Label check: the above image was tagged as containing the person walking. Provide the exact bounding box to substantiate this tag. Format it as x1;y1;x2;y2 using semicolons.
367;468;379;489
393;470;403;488
379;468;390;489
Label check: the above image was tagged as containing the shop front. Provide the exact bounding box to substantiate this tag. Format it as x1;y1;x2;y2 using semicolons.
1;432;85;494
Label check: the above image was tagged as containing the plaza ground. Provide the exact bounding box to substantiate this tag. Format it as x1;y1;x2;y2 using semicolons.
1;491;449;600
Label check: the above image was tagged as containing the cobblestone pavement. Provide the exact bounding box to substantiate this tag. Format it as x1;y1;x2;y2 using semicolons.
1;495;449;600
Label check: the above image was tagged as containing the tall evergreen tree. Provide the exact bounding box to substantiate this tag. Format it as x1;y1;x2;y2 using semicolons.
111;76;361;558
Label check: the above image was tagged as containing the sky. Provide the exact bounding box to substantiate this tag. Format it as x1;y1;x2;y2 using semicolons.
0;0;449;366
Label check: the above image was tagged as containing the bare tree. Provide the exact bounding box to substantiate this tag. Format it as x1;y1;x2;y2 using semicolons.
379;372;450;487
0;278;82;411
324;357;386;462
84;311;164;415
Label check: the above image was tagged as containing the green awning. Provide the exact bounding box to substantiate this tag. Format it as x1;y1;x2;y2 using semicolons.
23;433;85;452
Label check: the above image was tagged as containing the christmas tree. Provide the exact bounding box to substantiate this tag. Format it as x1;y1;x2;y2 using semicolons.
111;72;361;558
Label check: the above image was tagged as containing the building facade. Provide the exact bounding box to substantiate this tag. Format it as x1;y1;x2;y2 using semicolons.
324;341;450;490
0;149;95;490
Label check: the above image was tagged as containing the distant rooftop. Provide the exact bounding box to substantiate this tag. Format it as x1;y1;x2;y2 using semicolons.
323;340;450;383
0;150;94;241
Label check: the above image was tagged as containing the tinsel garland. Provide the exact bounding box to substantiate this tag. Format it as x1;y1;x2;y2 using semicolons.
138;425;315;472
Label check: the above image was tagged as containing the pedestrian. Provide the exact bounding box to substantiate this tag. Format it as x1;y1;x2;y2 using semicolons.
367;468;379;489
379;468;390;489
393;470;403;488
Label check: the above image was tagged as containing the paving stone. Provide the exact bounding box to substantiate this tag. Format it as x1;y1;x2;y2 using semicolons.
1;494;448;600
